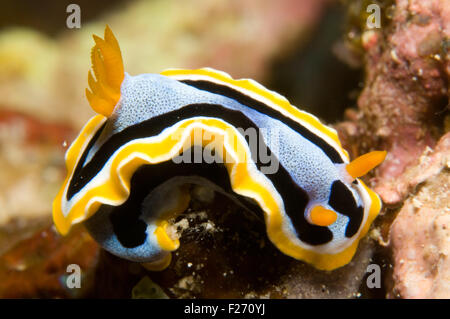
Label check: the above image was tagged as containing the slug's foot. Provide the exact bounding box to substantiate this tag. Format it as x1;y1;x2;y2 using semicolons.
141;252;172;271
83;181;191;266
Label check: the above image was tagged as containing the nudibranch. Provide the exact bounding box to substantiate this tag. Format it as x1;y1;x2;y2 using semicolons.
53;26;386;271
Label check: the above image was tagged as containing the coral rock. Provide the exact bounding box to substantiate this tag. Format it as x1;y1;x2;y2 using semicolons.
389;133;450;298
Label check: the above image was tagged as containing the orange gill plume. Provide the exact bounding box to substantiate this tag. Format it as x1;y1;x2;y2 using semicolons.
86;25;124;117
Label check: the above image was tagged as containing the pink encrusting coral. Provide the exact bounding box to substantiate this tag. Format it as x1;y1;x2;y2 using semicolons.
388;133;449;298
346;0;449;298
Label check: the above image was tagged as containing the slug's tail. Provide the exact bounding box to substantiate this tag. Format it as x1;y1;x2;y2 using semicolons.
86;25;124;117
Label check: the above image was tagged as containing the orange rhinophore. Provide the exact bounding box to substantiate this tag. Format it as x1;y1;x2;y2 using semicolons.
346;151;387;179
